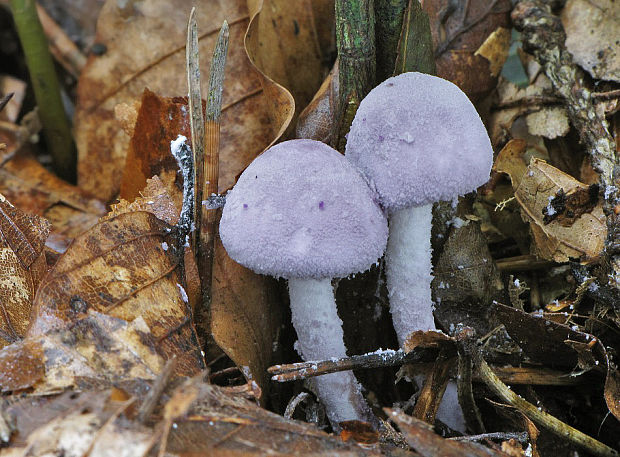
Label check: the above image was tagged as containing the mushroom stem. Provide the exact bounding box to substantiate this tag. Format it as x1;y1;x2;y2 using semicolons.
288;277;372;427
386;203;435;344
385;204;466;431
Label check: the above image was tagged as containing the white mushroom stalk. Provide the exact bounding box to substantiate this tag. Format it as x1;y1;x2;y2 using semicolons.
289;278;371;424
346;72;494;432
386;204;435;343
219;139;388;429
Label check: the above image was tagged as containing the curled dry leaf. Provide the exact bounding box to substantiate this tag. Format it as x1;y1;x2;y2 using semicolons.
28;211;204;376
423;0;512;102
402;329;456;355
496;149;606;263
0;194;50;349
561;0;620;83
75;0;294;201
244;0;327;116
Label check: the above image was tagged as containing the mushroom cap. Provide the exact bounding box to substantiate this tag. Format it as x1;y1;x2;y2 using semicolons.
345;72;493;211
220;139;388;279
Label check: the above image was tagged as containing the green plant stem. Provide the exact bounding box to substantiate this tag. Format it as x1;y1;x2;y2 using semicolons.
375;0;407;82
332;0;375;153
10;0;75;182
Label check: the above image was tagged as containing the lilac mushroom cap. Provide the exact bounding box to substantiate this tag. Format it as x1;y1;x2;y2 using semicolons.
220;139;387;427
220;139;388;279
345;72;493;211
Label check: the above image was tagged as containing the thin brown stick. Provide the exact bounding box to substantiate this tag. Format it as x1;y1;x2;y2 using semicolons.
269;350;591;387
138;356;178;423
196;21;228;342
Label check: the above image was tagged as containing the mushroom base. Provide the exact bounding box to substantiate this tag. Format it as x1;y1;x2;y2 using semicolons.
288;277;373;428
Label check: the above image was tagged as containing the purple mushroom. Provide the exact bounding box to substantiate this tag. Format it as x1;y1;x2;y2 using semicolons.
220;139;388;427
346;72;493;429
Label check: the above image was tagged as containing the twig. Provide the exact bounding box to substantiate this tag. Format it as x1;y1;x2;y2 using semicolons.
448;431;528;443
593;89;620;101
269;350;592;387
475;353;619;457
332;0;376;152
492;94;562;110
495;255;554;272
269;349;407;382
138;356;178;423
9;0;75;182
196;21;229;343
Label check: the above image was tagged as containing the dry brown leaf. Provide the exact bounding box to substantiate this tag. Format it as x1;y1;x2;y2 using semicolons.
561;0;620;83
244;0;326;117
493;139;529;188
38;313;165;393
118;89;193;204
3;390;106;449
0;194;50;349
211;235;283;402
17;401;104;456
423;0;512;102
0;338;45;391
109;176;201;314
75;0;294;201
28;211;204;376
474;26;511;77
296;62;338;142
510;158;606;263
402;330;455;354
433;221;503;334
0;154;106;253
108;176;179;226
